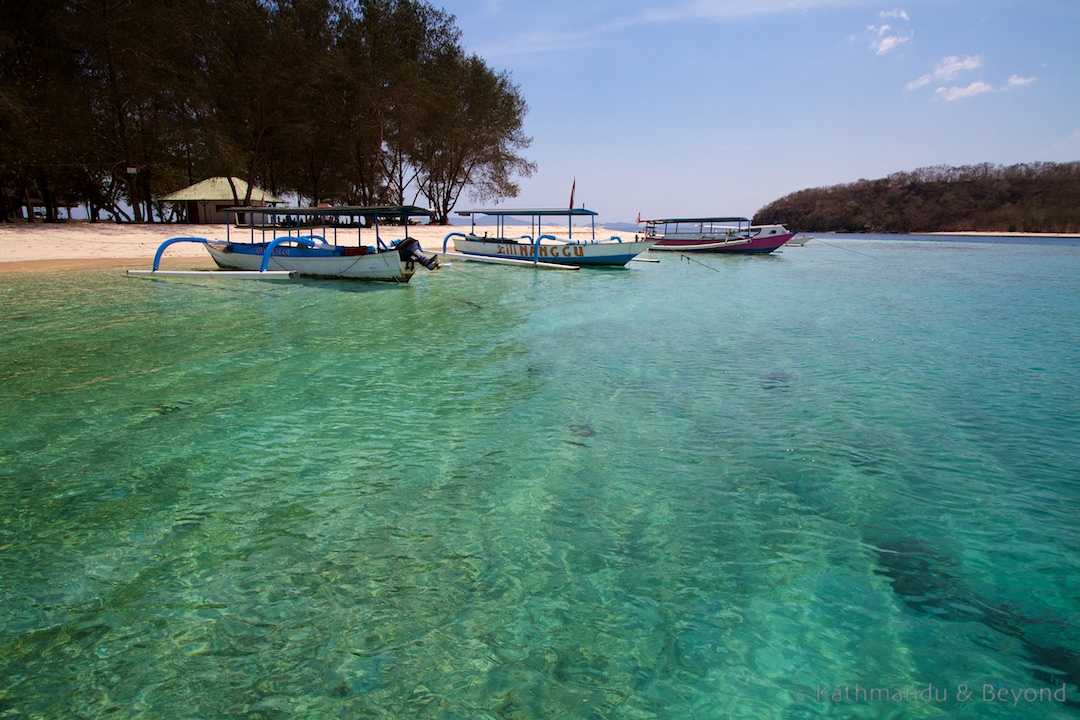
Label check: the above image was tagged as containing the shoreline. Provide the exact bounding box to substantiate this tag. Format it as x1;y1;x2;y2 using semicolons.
2;222;1077;273
919;231;1080;238
815;230;1080;238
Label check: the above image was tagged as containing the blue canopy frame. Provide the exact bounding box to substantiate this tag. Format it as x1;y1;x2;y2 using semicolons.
456;207;598;242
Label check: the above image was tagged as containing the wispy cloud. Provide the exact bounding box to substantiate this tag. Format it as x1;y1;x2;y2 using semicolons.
866;8;912;54
904;55;980;93
905;75;932;91
478;0;883;58
935;81;994;101
906;55;1036;100
647;0;880;24
869;24;910;54
934;55;983;80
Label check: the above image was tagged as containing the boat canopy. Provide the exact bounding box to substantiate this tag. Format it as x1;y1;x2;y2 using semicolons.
229;205;432;224
456;207;599;241
457;208;598;218
643;216;752;237
645;216;749;224
225;205;433;246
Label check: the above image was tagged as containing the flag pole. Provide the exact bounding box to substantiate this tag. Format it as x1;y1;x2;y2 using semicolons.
569;178;575;239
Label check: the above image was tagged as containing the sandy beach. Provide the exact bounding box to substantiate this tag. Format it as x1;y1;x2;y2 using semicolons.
0;221;641;273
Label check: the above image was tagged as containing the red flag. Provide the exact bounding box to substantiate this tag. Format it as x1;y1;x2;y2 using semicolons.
569;178;575;212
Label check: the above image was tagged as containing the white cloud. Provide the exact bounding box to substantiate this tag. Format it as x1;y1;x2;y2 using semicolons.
1008;74;1036;87
866;8;912;54
933;55;982;81
905;74;932;91
935;81;994;101
868;23;912;54
906;55;1037;100
905;55;979;94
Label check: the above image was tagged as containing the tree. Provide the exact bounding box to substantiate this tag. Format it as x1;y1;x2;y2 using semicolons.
263;0;344;204
0;0;536;220
412;52;535;223
0;0;93;222
198;0;281;207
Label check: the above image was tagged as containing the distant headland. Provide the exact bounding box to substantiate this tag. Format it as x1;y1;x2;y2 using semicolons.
751;161;1080;235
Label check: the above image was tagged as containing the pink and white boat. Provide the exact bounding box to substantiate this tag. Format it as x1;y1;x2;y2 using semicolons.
639;216;796;253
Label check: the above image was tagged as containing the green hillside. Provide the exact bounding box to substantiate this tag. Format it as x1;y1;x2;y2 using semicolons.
753;162;1080;234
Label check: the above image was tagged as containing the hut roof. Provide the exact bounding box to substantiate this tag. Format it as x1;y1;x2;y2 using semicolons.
160;177;284;204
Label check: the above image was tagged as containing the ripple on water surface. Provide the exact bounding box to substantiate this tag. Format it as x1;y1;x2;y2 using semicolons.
1;241;1079;718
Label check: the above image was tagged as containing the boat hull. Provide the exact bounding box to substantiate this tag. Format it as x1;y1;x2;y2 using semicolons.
451;236;654;266
649;232;795;253
206;242;416;282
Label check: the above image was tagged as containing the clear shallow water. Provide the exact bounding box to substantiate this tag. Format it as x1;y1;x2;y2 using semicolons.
1;236;1079;718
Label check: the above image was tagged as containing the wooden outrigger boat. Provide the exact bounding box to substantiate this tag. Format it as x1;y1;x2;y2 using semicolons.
129;205;439;282
439;207;655;269
639;216;796;254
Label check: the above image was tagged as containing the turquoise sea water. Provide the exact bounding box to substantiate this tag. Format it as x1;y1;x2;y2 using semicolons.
1;235;1079;719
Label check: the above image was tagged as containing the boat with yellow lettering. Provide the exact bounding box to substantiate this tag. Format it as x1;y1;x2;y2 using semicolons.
440;208;655;269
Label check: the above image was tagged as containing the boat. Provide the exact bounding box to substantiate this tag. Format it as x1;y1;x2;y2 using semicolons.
440;208;655;268
130;205;439;282
639;216;796;253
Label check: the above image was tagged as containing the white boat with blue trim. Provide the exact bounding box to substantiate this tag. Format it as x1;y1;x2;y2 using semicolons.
130;205;439;282
440;208;655;269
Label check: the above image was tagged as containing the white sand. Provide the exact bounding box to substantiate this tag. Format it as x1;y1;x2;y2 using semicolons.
0;221;640;272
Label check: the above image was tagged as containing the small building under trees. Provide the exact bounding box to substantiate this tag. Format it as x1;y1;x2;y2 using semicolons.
161;177;284;224
2;188;80;222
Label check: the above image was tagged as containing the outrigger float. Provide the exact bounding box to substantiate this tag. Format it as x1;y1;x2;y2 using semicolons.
129;205;439;282
438;207;656;269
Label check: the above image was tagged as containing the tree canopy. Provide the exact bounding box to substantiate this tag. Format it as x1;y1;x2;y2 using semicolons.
0;0;534;223
753;162;1080;234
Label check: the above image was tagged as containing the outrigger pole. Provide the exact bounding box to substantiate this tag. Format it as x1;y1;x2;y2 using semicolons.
127;269;296;279
127;235;298;280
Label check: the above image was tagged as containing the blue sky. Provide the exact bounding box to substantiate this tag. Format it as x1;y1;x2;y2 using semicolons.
442;0;1080;224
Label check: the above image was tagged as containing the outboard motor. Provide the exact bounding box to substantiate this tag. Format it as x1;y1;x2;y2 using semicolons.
396;237;439;270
